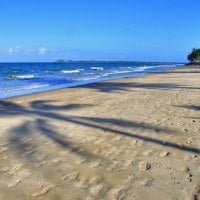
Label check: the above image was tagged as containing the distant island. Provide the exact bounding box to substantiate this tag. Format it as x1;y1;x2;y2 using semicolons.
54;60;184;64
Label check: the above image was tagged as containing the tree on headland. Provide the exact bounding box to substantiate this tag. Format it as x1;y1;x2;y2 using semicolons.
188;48;200;63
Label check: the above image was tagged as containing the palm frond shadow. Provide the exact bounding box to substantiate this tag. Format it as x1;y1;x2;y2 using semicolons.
175;105;200;111
78;81;200;93
1;99;200;165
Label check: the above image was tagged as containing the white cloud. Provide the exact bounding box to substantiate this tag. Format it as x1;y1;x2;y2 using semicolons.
38;47;48;55
8;46;21;54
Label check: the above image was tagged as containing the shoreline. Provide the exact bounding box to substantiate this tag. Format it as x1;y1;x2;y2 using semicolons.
0;65;200;199
3;64;186;100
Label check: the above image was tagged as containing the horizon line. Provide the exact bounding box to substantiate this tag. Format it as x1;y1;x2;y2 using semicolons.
0;60;186;64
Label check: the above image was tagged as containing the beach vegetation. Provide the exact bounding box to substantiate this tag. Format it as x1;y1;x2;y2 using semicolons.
188;48;200;63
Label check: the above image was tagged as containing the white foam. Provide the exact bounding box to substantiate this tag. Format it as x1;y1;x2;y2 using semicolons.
133;66;155;72
103;70;133;76
101;66;161;77
75;75;102;81
90;67;104;71
62;69;81;73
24;84;50;89
5;83;50;92
15;75;35;79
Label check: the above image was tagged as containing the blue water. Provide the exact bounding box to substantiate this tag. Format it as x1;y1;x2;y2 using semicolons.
0;62;184;98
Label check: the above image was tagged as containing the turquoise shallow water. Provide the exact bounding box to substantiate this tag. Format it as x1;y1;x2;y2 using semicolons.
0;62;184;98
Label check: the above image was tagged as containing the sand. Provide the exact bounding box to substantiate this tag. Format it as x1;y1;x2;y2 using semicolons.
0;65;200;200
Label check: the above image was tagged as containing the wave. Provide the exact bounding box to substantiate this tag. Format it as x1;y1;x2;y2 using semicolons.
15;75;35;79
90;67;104;71
4;74;35;80
102;70;133;76
23;83;50;90
4;83;50;92
101;65;168;77
133;66;156;72
62;69;81;73
75;75;102;81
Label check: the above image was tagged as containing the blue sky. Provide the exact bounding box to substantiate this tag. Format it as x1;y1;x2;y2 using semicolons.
0;0;200;62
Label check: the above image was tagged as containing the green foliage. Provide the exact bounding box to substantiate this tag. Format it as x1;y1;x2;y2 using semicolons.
188;48;200;62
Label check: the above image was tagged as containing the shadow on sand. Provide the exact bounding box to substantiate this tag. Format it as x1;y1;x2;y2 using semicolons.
1;98;200;164
175;105;200;111
78;81;200;93
174;104;200;120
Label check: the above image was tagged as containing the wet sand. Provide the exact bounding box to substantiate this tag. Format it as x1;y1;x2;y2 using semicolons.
0;65;200;200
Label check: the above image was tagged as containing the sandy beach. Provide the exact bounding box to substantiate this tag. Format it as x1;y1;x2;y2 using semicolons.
0;65;200;200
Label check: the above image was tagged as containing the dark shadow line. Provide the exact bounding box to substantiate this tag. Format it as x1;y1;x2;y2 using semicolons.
175;105;200;111
64;117;200;154
31;100;92;111
35;119;97;159
77;82;200;93
27;110;174;134
3;100;200;156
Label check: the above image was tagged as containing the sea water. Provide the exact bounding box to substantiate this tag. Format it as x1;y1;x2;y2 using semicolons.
0;62;184;98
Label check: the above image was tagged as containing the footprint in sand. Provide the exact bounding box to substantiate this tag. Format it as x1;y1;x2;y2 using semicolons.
89;160;101;168
160;151;170;157
88;175;103;185
170;175;181;185
9;164;24;176
0;146;9;153
143;149;154;156
186;173;193;183
131;140;138;146
89;183;104;196
8;179;21;188
94;148;101;154
76;158;88;165
137;178;153;189
111;186;129;200
62;171;80;181
23;150;34;156
83;136;97;143
137;141;144;147
0;156;8;161
32;185;55;197
105;147;121;158
106;161;118;172
138;161;151;172
94;138;106;144
25;144;34;151
36;161;48;167
74;176;89;188
153;158;162;168
114;136;123;141
110;174;135;200
52;158;63;163
182;166;190;173
184;155;192;161
192;154;199;161
1;166;9;172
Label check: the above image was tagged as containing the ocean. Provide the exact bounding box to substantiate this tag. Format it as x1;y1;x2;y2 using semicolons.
0;62;184;98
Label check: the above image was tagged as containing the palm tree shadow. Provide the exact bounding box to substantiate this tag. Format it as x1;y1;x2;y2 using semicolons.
2;100;97;163
9;121;38;162
62;115;200;154
176;105;200;111
174;104;200;120
77;81;200;93
8;119;97;163
35;118;96;159
1;99;200;165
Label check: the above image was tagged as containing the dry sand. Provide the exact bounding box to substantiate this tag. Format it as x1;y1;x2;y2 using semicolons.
0;65;200;200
